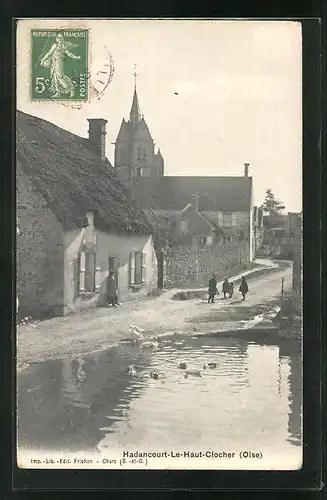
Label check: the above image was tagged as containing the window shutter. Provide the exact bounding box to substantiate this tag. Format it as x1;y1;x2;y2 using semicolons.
79;252;86;293
141;252;146;284
129;252;136;285
95;263;101;291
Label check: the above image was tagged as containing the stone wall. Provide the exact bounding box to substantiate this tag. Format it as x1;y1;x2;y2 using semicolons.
164;242;250;288
17;164;65;318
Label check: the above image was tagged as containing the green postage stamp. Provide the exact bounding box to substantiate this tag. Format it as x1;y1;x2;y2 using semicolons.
31;29;88;101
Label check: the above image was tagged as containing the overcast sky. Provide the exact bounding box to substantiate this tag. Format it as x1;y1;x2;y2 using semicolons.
17;19;302;212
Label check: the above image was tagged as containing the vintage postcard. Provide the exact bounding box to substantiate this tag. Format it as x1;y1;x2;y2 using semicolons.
16;19;303;471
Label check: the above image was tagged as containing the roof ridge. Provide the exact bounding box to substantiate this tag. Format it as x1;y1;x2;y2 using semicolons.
17;110;93;146
17;111;152;234
196;210;219;230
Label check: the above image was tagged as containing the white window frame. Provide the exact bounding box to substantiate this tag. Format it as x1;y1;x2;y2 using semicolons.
95;265;101;291
141;252;146;284
222;212;233;227
79;252;86;294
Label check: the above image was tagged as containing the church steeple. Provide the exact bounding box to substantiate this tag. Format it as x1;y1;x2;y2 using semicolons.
130;65;141;127
114;67;164;184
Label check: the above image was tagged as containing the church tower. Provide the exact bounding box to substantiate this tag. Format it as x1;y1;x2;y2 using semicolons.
114;70;164;185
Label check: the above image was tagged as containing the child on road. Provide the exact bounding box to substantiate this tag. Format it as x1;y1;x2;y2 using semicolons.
222;278;230;299
239;276;249;301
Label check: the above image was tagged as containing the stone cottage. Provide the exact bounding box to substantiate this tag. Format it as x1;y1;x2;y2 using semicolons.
16;111;158;319
171;195;222;248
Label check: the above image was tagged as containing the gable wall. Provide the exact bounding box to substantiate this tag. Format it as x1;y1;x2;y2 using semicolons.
17;163;65;318
63;225;158;314
95;231;158;302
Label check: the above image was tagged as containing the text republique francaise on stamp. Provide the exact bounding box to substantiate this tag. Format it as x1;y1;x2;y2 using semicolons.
31;29;88;101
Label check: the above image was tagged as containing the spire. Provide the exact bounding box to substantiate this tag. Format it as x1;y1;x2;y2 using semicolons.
130;64;141;126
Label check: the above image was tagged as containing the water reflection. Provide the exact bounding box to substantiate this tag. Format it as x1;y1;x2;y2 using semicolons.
17;335;302;456
279;340;302;447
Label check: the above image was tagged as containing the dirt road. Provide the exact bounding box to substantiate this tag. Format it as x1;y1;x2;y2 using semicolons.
17;262;292;371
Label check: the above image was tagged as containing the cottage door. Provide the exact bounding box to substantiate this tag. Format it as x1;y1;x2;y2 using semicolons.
73;257;79;299
108;256;119;284
157;250;164;289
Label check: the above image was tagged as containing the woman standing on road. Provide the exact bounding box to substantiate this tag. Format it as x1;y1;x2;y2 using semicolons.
107;270;119;307
239;276;249;301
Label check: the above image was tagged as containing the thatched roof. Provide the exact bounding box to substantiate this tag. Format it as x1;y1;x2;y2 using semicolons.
17;111;152;234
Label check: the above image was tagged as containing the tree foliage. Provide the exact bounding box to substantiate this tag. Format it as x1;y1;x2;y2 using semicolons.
262;189;286;230
146;209;176;252
263;188;285;216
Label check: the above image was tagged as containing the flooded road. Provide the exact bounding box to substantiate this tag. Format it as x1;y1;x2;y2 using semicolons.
17;332;302;469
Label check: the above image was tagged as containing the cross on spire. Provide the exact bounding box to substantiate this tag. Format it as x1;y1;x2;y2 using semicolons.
130;64;141;125
133;64;138;88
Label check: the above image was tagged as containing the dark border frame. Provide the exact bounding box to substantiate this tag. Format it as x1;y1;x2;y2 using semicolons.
3;13;323;492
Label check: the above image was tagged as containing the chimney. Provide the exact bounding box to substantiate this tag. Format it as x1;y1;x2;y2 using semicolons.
244;163;250;177
87;118;108;161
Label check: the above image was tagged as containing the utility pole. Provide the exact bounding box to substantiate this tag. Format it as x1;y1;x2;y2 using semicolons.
238;230;242;266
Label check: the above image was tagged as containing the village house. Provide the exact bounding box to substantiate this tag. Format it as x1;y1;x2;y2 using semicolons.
16;111;158;319
171;194;222;248
286;212;301;237
131;164;257;261
262;211;301;259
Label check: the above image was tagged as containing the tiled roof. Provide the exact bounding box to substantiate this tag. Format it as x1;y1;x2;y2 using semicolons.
131;176;252;212
116;119;132;142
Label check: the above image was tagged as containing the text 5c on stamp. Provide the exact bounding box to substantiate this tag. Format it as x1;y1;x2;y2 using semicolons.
31;29;89;101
